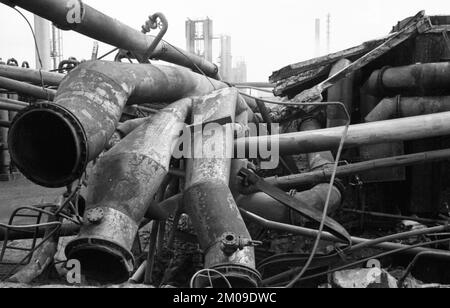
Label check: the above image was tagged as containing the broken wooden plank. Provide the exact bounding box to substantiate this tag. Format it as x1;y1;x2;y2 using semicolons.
292;11;431;103
273;65;330;96
270;37;390;83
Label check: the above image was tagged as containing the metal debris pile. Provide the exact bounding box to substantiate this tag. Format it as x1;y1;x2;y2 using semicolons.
1;1;450;288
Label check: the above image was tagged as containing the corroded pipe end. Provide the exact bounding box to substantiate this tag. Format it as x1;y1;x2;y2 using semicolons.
184;181;261;288
65;239;134;285
8;103;88;188
65;207;136;284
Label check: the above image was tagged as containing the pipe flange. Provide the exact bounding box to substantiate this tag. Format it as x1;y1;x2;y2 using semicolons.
8;102;88;188
86;207;105;224
375;66;392;97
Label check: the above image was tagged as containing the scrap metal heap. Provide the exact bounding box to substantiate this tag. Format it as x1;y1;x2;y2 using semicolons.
0;1;450;288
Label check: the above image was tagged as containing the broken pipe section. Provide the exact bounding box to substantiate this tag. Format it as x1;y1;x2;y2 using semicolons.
65;98;191;284
184;88;261;288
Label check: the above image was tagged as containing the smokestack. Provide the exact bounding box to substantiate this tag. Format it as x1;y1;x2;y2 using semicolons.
315;18;321;57
33;15;52;70
51;24;63;70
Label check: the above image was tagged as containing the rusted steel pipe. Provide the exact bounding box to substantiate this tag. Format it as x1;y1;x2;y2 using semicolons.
366;62;450;96
366;96;450;122
0;76;55;100
264;148;450;190
1;0;219;78
0;64;63;86
235;112;450;157
184;88;261;288
0;97;28;112
65;98;191;284
9;61;225;188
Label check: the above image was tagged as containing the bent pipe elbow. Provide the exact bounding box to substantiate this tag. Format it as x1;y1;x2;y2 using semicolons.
366;62;450;97
8;61;224;188
366;96;450;123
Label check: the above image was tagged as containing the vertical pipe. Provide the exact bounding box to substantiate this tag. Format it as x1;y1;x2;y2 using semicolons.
34;15;52;70
184;88;261;288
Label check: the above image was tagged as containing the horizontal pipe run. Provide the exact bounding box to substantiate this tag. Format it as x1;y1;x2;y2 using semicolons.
0;98;28;112
366;96;450;122
300;118;335;171
0;120;10;128
0;76;55;100
1;0;218;78
367;62;450;96
0;64;63;86
184;88;261;288
235;112;450;157
264;148;450;189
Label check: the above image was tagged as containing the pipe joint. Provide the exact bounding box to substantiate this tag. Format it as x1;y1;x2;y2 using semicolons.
65;206;137;284
8;102;88;187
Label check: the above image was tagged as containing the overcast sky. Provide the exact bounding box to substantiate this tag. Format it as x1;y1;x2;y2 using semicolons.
0;0;449;80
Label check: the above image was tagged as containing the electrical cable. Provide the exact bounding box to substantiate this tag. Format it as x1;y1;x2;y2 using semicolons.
98;47;120;61
162;40;218;91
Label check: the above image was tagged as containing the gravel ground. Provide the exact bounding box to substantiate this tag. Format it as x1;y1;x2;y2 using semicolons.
0;176;64;223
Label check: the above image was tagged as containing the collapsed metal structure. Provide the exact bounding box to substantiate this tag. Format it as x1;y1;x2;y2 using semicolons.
1;1;450;288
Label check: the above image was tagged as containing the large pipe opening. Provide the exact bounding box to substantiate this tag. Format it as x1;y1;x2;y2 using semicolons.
67;243;132;285
8;104;86;187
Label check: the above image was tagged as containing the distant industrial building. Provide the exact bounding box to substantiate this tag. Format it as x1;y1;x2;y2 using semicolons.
185;18;214;62
232;59;247;83
186;18;246;83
